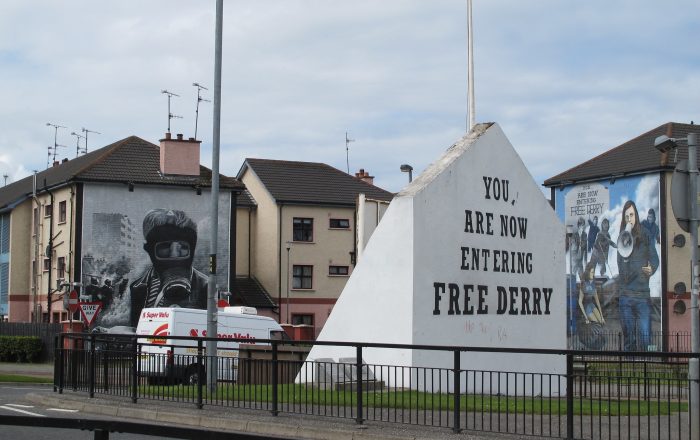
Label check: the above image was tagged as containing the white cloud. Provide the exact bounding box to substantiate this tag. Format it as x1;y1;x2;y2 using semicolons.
0;0;698;192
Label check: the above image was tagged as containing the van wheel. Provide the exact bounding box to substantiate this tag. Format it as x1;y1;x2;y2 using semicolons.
185;364;205;385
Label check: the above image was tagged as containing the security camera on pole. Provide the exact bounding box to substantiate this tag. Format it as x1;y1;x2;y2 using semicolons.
654;132;699;440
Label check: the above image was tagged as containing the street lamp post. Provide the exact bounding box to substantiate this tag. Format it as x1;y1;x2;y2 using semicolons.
400;164;413;183
286;241;292;324
655;133;699;440
566;224;575;346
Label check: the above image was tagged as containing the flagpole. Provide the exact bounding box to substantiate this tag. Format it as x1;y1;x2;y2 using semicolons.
467;0;475;132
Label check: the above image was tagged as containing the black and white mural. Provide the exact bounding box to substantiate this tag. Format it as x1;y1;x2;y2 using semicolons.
81;184;231;327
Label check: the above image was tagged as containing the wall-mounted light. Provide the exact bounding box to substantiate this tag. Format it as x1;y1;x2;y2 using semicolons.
673;234;686;247
674;282;687;296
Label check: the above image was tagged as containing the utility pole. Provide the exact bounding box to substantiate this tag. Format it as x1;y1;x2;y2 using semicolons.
206;0;224;394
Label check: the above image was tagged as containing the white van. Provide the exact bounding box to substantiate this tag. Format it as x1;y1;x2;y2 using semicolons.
136;306;286;384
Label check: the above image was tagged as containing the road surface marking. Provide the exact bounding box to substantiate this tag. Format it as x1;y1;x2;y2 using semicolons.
5;404;34;408
0;405;45;417
47;408;79;413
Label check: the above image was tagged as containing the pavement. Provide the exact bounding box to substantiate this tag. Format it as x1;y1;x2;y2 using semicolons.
0;362;535;440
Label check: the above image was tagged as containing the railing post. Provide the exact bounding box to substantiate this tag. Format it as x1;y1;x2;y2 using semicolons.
53;334;63;394
271;340;279;416
566;353;574;440
103;340;109;392
58;333;64;394
89;333;96;398
452;349;461;433
131;338;138;403
53;335;59;392
197;338;204;409
355;345;363;425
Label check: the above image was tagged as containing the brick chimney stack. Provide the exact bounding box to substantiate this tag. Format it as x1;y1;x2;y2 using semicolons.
355;168;374;185
160;133;201;176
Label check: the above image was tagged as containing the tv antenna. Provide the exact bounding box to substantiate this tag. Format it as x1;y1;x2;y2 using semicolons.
161;89;182;133
192;82;210;140
70;131;86;157
345;131;355;174
3;175;8;186
46;122;66;168
81;127;101;154
47;143;67;168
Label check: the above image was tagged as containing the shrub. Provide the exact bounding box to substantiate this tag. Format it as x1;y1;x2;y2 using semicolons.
0;336;43;363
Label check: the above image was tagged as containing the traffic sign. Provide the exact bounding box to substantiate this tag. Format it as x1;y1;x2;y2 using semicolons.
79;301;103;327
68;290;79;313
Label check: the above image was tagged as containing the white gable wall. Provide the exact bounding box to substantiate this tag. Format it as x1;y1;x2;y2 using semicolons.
302;123;566;394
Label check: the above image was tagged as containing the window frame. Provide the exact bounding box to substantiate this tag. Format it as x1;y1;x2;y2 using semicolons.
329;218;350;229
328;265;349;276
44;204;52;218
57;256;66;279
43;258;51;272
291;314;314;326
293;217;314;242
292;264;313;289
58;200;67;223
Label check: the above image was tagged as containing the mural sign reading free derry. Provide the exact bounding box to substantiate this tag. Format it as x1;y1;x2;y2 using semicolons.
299;123;566;395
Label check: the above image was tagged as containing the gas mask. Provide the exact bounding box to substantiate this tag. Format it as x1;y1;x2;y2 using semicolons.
150;240;194;306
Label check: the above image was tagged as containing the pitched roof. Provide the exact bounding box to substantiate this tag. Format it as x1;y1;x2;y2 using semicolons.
238;158;394;206
0;136;244;210
231;277;276;309
544;122;700;187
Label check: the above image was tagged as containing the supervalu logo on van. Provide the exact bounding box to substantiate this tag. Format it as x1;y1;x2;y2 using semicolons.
148;323;169;344
188;328;256;342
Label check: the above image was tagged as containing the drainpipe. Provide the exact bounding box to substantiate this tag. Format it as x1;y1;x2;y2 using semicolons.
277;203;283;321
43;180;54;323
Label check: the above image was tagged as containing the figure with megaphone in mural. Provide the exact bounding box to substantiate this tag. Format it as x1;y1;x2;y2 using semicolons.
616;200;659;352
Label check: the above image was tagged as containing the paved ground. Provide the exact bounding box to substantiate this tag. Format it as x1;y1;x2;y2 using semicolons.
1;362;531;440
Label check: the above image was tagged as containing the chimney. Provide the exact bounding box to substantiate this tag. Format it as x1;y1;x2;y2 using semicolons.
53;161;59;167
355;168;374;185
62;158;69;164
159;133;201;176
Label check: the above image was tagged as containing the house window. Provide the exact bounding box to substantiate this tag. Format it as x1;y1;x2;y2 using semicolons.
43;258;50;272
57;257;66;279
329;265;349;276
44;204;52;217
292;265;313;289
292;314;314;326
293;218;313;242
329;218;350;229
58;201;67;223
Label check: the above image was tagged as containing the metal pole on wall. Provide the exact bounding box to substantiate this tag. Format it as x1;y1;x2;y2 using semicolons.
688;132;699;440
206;0;223;393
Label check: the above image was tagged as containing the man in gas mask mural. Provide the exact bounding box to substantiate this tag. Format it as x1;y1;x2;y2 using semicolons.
129;209;207;326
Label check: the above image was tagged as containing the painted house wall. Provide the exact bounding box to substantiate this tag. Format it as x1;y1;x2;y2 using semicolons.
554;174;663;351
80;183;232;327
235;206;252;277
8;200;34;322
281;204;355;332
662;170;692;340
240;169;279;297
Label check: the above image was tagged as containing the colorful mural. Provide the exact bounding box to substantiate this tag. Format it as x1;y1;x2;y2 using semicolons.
555;174;662;351
80;184;231;328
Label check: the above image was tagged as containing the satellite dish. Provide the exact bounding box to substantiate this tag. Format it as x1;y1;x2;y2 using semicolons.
673;234;686;247
674;282;687;296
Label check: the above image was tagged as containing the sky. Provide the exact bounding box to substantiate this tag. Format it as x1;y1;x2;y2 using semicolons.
1;1;698;194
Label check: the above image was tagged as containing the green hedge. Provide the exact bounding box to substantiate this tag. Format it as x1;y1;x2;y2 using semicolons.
0;336;43;363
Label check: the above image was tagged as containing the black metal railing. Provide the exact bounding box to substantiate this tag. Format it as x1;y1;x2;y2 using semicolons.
55;333;698;440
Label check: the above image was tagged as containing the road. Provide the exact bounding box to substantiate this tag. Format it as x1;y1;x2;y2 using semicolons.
0;384;170;440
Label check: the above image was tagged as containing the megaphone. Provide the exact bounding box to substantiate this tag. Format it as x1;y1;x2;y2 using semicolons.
617;223;634;258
